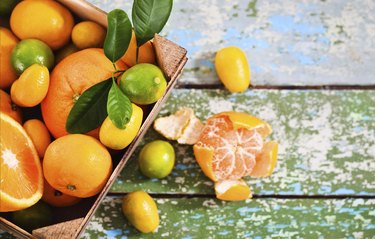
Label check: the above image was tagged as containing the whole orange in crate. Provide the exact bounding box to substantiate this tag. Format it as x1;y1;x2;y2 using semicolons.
0;0;187;238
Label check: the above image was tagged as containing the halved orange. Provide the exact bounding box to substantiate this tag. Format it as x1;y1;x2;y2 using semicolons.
215;179;252;201
250;141;278;178
0;112;43;212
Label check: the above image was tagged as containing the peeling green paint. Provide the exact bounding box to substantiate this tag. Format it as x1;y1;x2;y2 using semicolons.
246;0;258;17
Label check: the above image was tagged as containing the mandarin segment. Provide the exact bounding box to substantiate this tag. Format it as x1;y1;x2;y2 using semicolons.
0;113;43;212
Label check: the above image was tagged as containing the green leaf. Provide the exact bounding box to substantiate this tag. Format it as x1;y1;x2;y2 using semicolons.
132;0;173;47
104;9;132;63
66;79;112;134
107;80;133;129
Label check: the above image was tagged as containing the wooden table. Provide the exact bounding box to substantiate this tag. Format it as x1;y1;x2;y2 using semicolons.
81;1;375;238
2;0;374;238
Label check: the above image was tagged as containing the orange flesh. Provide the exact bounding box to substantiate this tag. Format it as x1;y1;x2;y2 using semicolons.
195;115;263;181
0;114;41;200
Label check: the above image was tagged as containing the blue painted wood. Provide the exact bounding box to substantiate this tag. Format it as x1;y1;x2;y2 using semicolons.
87;0;375;86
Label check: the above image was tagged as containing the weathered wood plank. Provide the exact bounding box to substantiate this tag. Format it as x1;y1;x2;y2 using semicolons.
110;89;375;195
88;0;375;86
82;196;375;238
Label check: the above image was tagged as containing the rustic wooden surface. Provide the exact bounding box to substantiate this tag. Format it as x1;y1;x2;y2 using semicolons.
89;0;375;86
83;197;375;239
1;0;374;238
108;89;375;196
81;0;375;238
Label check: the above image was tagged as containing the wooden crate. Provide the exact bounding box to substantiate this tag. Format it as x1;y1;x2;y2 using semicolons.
0;0;187;238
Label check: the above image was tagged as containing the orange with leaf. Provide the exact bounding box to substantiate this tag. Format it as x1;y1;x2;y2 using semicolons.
41;48;127;139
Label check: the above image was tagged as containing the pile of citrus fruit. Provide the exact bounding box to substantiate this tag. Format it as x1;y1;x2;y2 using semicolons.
0;0;167;232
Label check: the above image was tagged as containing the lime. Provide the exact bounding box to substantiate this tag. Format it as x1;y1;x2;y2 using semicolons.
122;191;159;233
11;201;53;232
138;140;175;179
119;63;167;105
0;0;20;16
11;39;54;75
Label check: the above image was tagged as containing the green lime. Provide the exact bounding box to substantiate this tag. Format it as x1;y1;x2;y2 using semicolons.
11;39;54;75
122;191;159;233
119;63;167;105
12;201;53;232
138;140;175;179
0;0;20;16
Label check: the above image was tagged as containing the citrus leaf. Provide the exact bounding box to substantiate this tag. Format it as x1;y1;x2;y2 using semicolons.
107;80;133;129
132;0;173;47
104;9;132;63
66;79;112;134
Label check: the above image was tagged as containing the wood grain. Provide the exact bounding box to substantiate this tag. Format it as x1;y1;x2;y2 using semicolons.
109;89;375;196
88;0;375;86
82;196;375;238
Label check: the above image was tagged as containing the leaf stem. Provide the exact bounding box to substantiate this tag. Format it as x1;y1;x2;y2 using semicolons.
112;62;118;71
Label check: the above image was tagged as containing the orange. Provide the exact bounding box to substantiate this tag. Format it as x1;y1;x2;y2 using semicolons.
215;46;250;93
250;141;278;178
10;64;50;107
122;191;159;233
121;31;156;66
72;21;106;49
0;27;18;89
10;0;74;50
23;119;51;158
43;134;112;198
0;112;43;212
0;89;22;124
215;179;252;201
42;179;81;207
41;48;127;138
99;104;143;150
194;113;264;181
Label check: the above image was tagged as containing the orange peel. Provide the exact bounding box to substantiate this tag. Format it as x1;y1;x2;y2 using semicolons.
215;179;252;201
215;111;272;138
251;141;278;178
154;107;204;145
